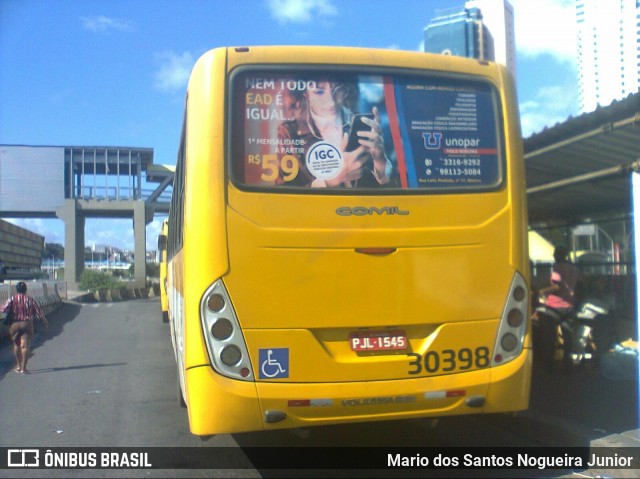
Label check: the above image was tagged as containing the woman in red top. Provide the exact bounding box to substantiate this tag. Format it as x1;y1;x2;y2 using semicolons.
538;246;580;372
540;245;579;310
1;282;49;374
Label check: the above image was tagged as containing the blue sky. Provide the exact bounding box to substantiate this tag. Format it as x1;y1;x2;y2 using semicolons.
0;0;579;251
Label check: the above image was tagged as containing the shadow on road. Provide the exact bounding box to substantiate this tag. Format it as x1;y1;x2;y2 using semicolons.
24;362;127;374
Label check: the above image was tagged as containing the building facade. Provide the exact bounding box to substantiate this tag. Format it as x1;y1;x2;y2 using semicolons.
466;0;516;76
577;0;640;113
0;218;44;273
424;7;495;63
423;0;515;77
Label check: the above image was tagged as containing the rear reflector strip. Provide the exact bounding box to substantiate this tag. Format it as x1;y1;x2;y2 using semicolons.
424;390;466;400
288;399;333;407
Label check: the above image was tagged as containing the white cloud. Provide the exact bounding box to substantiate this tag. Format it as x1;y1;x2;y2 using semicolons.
81;15;133;33
153;51;194;92
511;0;577;64
519;84;579;137
509;1;581;136
85;219;132;251
266;0;338;24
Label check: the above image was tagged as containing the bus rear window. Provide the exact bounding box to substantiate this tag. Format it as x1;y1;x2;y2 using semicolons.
231;70;503;193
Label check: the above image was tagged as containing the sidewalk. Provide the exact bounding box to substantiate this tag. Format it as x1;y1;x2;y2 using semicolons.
524;359;639;448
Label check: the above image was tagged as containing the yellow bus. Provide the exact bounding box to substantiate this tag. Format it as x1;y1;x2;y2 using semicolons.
157;219;169;323
166;46;530;436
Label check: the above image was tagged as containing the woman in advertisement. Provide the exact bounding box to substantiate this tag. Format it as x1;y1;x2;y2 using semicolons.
276;78;394;188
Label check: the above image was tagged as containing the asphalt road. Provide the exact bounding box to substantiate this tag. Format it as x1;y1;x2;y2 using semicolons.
0;298;637;478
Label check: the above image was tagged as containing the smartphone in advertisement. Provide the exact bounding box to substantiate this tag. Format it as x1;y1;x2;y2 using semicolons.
345;114;374;151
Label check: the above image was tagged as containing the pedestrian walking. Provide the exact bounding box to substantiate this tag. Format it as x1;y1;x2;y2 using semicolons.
1;281;49;374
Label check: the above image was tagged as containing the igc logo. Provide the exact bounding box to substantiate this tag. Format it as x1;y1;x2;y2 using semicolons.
306;142;343;180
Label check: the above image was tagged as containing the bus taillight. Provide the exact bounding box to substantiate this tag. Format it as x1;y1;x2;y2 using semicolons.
200;280;254;381
492;272;529;366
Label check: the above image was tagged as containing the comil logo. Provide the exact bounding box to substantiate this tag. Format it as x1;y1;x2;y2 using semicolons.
336;206;409;216
8;449;39;467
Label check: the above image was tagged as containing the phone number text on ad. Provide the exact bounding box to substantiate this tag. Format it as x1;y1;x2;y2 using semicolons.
438;167;482;177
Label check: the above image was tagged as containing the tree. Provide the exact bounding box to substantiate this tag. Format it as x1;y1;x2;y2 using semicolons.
79;270;124;291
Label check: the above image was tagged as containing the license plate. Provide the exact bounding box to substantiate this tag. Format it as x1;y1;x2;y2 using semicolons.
350;329;408;352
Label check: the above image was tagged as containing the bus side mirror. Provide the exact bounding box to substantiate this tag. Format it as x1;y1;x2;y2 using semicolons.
158;235;167;251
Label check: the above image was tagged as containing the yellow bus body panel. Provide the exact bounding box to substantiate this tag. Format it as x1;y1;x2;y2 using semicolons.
171;46;530;436
182;49;230;369
185;351;530;434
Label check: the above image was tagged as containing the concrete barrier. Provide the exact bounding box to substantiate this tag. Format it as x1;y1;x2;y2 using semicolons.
0;281;162;306
74;284;162;303
0;281;165;305
108;289;122;301
0;280;65;315
138;288;149;299
55;281;68;300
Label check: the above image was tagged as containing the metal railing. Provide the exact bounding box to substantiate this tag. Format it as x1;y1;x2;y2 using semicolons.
71;186;172;203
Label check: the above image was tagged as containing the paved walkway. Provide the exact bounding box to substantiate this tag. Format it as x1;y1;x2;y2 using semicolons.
525;358;639;448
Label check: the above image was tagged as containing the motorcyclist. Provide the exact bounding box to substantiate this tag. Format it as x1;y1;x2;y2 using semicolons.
538;245;580;372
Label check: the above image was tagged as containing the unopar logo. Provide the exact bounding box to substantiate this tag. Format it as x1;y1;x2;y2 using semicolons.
336;206;409;216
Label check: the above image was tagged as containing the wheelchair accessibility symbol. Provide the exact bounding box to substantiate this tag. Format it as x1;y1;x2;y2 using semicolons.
259;348;289;379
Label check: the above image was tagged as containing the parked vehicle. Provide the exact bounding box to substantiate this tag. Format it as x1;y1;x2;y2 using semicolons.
534;298;609;372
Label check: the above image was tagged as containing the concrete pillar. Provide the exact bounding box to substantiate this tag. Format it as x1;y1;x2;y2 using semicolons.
56;199;85;289
57;198;151;290
133;201;147;288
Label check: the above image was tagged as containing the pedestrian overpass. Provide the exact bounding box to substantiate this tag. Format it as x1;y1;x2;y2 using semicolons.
0;145;172;288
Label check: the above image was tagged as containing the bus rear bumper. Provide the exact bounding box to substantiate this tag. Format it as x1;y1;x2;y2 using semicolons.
185;349;531;435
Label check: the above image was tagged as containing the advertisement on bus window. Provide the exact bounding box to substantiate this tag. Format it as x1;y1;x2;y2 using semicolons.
232;71;502;192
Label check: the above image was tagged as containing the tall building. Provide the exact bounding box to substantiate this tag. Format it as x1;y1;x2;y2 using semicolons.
576;0;640;113
466;0;516;76
423;0;515;77
424;7;495;63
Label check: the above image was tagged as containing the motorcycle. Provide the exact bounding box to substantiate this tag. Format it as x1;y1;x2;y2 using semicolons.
534;298;610;371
